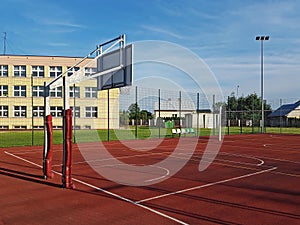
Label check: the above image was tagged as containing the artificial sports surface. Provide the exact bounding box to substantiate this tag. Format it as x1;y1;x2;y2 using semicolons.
0;134;299;225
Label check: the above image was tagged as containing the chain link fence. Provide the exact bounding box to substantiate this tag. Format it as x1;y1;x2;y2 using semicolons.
1;82;300;147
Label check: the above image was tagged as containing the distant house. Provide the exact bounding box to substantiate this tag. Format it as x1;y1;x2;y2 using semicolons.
153;99;214;128
268;100;300;127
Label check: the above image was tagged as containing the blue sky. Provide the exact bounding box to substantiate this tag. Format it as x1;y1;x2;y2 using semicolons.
1;0;300;106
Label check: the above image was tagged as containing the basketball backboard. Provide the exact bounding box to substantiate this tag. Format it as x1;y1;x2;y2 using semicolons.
97;44;133;90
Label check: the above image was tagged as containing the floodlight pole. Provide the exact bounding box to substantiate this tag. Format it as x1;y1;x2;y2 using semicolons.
255;35;269;133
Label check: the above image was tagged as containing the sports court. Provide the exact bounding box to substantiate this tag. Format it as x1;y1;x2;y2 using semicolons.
1;134;299;225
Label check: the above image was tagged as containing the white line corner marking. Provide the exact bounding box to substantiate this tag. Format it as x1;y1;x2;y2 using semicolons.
136;166;277;204
4;151;189;225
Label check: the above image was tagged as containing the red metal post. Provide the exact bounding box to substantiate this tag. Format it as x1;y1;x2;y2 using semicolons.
63;109;74;189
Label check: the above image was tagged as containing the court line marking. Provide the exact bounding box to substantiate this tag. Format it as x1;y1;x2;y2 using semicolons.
4;151;188;225
146;165;170;183
136;167;277;204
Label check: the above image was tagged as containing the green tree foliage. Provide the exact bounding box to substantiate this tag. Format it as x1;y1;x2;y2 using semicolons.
128;103;140;120
226;93;272;120
127;103;153;122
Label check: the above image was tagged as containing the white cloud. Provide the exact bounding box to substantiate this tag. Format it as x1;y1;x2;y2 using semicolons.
140;25;184;39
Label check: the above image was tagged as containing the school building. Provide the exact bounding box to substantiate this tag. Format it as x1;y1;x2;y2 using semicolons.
0;54;119;130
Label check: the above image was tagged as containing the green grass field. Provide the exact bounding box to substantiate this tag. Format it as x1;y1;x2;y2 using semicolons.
0;126;299;148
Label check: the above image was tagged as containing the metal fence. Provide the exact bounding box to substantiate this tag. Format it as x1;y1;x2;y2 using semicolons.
1;83;300;147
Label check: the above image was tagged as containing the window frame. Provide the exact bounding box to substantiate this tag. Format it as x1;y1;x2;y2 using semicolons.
70;106;80;118
0;85;8;97
85;106;97;118
49;66;62;78
0;65;8;77
67;66;80;77
85;67;96;76
69;86;80;98
50;87;62;98
14;85;26;97
32;65;45;77
84;87;97;98
50;106;63;117
14;106;27;117
0;105;8;117
13;65;26;77
33;106;44;117
32;86;44;97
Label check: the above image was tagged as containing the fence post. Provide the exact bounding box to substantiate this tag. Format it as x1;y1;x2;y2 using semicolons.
135;86;138;139
227;96;230;135
213;95;215;136
197;93;200;137
279;98;282;133
158;89;161;138
31;76;34;146
179;91;182;129
73;84;76;143
108;89;110;141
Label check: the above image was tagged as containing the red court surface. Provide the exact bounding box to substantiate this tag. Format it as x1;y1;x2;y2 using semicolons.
1;134;299;225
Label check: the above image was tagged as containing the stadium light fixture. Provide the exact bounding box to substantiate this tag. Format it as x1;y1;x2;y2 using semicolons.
255;35;270;133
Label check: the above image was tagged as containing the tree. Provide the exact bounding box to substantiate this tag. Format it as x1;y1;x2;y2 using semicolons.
127;103;153;125
226;93;272;122
119;110;129;126
128;103;140;121
140;110;153;121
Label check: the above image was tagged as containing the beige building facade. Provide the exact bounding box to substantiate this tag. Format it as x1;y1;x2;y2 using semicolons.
0;54;119;130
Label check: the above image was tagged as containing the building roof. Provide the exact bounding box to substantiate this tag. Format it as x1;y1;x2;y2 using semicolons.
154;100;195;111
268;100;300;117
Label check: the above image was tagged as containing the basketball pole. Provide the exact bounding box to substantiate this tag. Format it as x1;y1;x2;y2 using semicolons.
42;34;129;188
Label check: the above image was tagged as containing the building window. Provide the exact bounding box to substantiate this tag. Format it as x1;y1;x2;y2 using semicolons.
0;85;8;97
70;106;80;118
69;86;80;98
14;106;26;117
14;86;26;97
50;66;62;78
50;87;62;97
32;86;44;97
85;67;96;76
67;67;80;77
14;65;26;77
85;106;97;118
0;106;8;117
50;106;63;117
33;126;44;129
0;126;9;130
13;126;27;129
33;106;44;117
32;66;44;77
0;65;8;77
84;87;97;98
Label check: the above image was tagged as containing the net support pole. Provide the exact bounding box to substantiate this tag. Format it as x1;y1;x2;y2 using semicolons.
43;82;53;179
43;115;54;179
62;76;74;189
62;109;74;188
218;106;222;142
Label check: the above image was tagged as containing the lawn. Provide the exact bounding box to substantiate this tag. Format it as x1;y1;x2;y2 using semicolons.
0;126;299;148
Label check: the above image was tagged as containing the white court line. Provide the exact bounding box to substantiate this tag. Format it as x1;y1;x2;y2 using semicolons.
136;167;277;204
4;151;43;168
4;151;189;225
145;165;170;183
53;151;173;167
